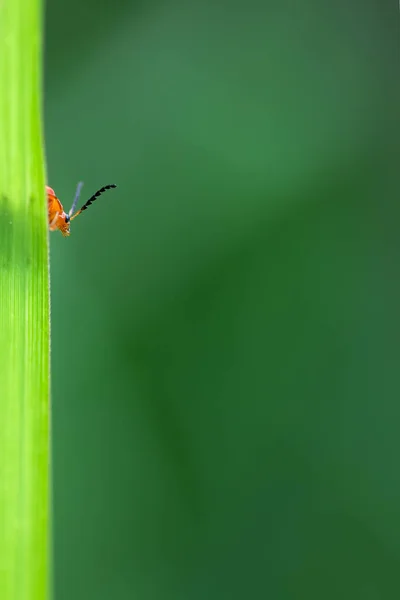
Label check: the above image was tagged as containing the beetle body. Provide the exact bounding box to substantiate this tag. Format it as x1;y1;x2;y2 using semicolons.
47;185;71;236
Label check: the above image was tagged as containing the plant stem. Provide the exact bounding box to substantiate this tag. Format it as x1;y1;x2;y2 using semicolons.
0;0;50;598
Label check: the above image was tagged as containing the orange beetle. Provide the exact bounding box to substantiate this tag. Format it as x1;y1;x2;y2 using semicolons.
47;182;117;236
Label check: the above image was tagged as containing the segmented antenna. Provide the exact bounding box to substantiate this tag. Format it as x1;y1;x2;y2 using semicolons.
70;184;117;221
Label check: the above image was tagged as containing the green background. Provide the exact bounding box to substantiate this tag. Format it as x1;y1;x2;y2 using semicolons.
45;1;400;598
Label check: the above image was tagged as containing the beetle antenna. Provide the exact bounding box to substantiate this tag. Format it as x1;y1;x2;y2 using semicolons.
70;184;117;221
68;181;84;217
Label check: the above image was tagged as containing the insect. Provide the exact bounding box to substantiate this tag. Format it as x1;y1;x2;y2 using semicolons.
47;182;117;236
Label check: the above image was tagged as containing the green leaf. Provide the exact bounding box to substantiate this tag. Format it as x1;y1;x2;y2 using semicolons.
0;0;50;598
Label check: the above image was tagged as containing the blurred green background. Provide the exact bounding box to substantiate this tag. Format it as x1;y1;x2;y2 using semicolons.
45;1;400;598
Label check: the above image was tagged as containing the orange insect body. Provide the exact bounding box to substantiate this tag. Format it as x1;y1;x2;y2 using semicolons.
46;182;117;237
47;185;70;236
